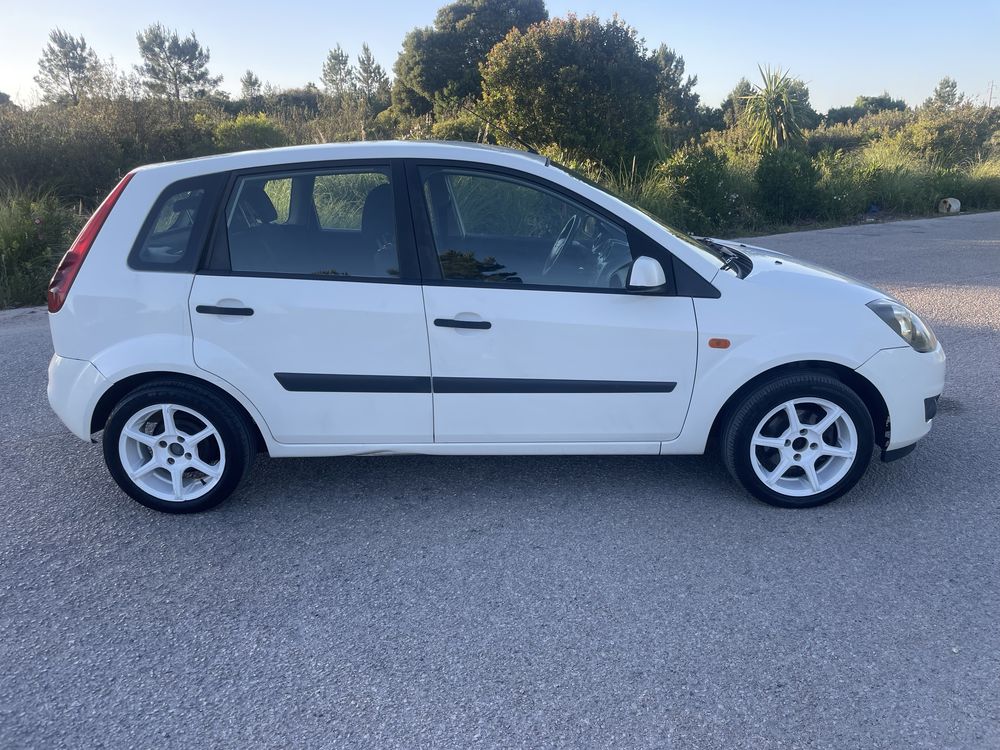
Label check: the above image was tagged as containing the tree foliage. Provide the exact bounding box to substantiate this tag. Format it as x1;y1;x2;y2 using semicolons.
393;0;548;116
481;14;658;164
35;29;101;105
651;45;702;147
740;66;808;152
924;76;963;110
827;92;907;125
355;44;390;112
321;45;353;96
240;70;262;102
135;24;221;101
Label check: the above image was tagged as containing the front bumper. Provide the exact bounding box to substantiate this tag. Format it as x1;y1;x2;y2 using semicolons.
48;354;107;441
855;344;946;453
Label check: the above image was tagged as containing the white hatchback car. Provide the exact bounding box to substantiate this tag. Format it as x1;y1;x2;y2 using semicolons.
47;141;945;513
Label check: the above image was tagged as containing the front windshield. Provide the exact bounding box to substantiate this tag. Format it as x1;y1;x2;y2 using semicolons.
549;161;729;267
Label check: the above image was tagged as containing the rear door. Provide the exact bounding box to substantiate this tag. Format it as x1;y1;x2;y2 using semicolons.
189;160;433;445
410;163;698;445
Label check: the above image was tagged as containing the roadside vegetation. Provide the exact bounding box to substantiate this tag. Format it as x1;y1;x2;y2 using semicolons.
2;0;999;307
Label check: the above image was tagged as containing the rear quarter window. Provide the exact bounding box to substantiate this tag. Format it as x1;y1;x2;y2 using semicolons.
129;173;226;272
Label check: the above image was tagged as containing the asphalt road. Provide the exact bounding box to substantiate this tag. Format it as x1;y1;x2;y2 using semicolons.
2;212;999;749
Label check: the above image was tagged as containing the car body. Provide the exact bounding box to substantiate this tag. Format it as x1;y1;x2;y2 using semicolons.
46;141;945;512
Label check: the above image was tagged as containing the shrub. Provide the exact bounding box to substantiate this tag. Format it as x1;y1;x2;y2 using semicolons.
754;148;819;223
0;188;80;308
430;115;484;143
855;139;939;214
960;158;1000;209
213;113;288;152
901;104;1000;162
657;146;734;235
814;149;869;222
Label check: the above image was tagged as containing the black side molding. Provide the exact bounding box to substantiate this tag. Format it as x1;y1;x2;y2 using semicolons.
275;373;432;393
196;305;254;316
273;373;676;394
433;378;676;394
434;318;492;330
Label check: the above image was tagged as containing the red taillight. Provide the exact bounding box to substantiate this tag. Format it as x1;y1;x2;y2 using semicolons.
47;171;135;313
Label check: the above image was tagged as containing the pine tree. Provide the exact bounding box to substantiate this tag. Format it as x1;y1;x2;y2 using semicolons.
34;29;100;105
135;24;221;101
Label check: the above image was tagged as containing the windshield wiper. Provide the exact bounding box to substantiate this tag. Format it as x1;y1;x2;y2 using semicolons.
696;236;751;278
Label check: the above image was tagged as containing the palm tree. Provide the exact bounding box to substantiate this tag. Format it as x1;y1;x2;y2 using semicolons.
741;65;805;152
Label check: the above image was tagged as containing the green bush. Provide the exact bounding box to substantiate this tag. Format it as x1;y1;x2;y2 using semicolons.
900;104;1000;163
814;149;869;221
0;189;80;308
430;115;484;142
656;146;733;235
754;149;819;223
960;159;1000;209
213;112;288;152
855;140;939;214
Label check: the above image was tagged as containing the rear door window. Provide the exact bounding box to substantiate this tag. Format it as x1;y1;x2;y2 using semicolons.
224;167;398;279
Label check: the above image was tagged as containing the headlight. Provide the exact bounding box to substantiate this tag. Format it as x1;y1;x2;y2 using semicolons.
866;299;938;353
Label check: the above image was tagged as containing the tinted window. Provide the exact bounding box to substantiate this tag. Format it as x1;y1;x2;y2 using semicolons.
226;168;398;278
315;173;388;230
419;167;632;289
130;174;223;271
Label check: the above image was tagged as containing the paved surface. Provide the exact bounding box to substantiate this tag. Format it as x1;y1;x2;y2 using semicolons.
2;212;999;749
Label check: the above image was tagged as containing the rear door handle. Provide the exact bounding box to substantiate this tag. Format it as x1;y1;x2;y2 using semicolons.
434;318;491;330
196;305;254;316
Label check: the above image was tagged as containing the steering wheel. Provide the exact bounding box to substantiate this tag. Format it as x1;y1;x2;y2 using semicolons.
541;214;580;277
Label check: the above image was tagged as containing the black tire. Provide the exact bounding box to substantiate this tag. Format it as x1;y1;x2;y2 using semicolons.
721;372;875;508
102;381;253;513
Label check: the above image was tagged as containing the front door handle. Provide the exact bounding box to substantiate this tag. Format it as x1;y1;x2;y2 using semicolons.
196;305;254;316
434;318;491;330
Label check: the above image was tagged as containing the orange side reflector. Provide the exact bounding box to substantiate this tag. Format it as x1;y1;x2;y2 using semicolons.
708;338;731;349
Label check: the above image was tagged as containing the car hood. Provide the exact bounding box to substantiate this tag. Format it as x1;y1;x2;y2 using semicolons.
707;238;892;303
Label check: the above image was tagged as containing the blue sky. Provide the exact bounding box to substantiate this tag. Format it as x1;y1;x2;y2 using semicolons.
2;0;997;110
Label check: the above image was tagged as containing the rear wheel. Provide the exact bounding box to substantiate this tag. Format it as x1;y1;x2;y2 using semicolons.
722;373;875;508
103;382;253;513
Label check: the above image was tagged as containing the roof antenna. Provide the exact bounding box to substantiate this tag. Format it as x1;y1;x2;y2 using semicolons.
455;100;541;156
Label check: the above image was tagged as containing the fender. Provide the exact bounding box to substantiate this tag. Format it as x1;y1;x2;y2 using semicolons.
87;333;279;451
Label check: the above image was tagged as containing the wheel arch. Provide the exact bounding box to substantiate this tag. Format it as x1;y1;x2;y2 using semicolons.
90;371;269;453
707;360;890;452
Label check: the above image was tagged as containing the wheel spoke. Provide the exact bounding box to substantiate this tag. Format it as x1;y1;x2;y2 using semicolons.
189;459;221;478
784;403;802;433
184;426;216;446
161;405;178;436
124;427;158;447
753;435;787;449
169;465;185;500
819;442;854;458
765;456;793;486
815;405;844;434
803;460;821;493
128;457;160;480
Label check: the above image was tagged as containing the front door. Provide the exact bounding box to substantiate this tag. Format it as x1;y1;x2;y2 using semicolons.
412;164;698;445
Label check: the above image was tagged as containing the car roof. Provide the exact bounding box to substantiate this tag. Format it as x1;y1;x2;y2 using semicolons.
133;140;550;177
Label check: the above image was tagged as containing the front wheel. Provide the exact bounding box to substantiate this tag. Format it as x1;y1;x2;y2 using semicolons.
722;373;875;508
103;381;253;513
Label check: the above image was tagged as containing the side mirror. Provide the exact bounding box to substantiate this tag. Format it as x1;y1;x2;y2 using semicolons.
626;256;666;291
